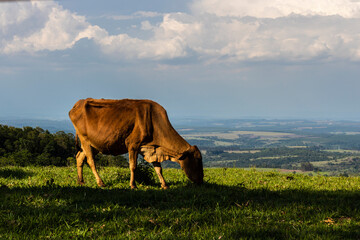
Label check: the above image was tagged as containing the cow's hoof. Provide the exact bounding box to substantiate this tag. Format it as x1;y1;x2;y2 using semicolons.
77;180;85;185
98;182;106;187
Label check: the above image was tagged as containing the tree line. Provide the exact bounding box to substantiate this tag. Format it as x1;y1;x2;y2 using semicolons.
0;125;127;167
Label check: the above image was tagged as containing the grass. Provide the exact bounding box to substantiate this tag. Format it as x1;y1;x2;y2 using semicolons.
1;166;360;239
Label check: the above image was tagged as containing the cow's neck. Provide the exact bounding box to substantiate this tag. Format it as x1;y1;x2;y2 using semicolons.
157;130;190;154
151;110;191;154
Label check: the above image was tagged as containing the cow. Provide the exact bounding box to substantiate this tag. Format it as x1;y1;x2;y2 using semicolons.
69;98;204;189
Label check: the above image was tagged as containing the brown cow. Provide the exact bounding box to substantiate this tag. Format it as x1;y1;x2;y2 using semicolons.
69;98;203;189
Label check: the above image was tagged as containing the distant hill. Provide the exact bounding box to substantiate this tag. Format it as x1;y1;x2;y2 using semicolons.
0;119;74;133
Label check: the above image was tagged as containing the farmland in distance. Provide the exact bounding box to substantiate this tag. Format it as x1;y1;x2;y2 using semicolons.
174;119;360;176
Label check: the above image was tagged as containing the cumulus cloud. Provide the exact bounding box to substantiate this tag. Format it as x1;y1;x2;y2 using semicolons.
185;14;360;62
0;1;103;54
191;0;360;18
1;0;360;62
0;2;186;59
97;11;360;62
185;0;360;62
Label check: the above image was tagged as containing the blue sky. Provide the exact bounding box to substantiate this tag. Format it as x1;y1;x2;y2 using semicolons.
1;0;360;120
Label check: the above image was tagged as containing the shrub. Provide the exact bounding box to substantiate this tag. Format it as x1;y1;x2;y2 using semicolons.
95;154;129;167
6;150;34;166
67;157;76;166
135;159;156;186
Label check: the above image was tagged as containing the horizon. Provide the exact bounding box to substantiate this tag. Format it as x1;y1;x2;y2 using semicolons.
1;115;360;124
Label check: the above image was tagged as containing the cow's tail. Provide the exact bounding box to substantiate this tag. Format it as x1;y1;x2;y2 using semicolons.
74;132;82;157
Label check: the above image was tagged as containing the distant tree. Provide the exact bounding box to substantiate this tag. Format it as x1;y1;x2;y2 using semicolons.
301;162;314;171
95;154;128;167
0;124;75;166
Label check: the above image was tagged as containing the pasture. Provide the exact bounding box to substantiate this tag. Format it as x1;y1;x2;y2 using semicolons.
182;131;295;139
1;166;360;239
182;130;297;143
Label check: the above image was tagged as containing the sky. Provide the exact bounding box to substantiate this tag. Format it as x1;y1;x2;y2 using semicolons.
1;0;360;120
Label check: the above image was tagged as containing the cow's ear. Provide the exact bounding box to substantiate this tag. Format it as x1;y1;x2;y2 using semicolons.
193;145;202;158
178;151;188;160
178;148;191;160
178;146;196;160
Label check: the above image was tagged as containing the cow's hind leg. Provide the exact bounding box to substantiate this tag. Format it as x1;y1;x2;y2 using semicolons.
128;148;138;189
76;151;86;185
152;162;168;189
81;141;105;187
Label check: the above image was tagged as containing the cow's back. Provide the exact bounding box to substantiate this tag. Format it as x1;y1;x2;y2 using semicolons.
69;98;157;154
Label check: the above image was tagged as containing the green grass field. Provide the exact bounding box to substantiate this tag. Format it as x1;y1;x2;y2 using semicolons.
1;166;360;239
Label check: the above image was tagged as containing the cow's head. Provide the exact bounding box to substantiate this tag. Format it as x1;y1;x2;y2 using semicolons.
178;145;204;184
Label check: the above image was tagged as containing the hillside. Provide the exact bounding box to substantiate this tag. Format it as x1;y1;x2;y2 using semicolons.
1;166;359;239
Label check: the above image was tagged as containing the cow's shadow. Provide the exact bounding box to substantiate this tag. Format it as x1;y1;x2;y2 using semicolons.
2;180;360;210
2;179;360;239
0;168;33;179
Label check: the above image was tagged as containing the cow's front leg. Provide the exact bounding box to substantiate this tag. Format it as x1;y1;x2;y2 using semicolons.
129;149;138;189
82;142;105;187
152;162;168;189
87;156;105;187
76;151;86;185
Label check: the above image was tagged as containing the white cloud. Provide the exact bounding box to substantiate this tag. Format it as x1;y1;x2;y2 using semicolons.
89;13;195;60
192;15;360;62
0;2;185;59
96;12;360;62
141;21;153;30
0;1;99;53
191;0;360;18
1;0;360;63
